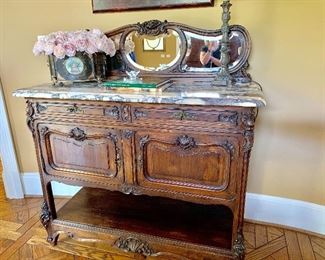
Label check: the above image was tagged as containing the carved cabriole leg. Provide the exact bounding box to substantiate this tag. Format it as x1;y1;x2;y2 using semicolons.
231;108;257;258
39;182;60;245
232;232;245;259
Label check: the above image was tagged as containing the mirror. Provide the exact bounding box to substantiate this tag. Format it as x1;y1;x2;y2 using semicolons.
183;30;246;72
105;20;251;82
124;30;182;71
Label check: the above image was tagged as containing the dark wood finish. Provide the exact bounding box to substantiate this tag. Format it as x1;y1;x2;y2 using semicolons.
92;0;214;13
26;98;258;259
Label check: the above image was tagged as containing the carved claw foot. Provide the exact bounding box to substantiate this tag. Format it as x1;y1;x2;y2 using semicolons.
47;232;60;246
232;232;245;259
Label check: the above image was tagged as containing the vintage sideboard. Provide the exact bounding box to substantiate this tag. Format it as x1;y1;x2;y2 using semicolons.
14;80;265;259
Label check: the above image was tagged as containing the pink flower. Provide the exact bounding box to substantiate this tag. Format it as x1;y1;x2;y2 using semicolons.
85;39;98;55
53;44;66;59
97;37;116;56
63;43;76;57
32;29;116;58
75;33;89;52
43;42;55;55
32;41;44;55
90;28;103;37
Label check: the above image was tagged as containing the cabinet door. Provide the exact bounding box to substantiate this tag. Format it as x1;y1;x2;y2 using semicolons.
38;123;123;184
134;131;241;200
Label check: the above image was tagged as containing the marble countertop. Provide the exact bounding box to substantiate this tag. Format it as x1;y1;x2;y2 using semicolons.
13;80;266;107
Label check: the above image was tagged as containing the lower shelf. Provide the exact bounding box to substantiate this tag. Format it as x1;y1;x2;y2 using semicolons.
55;187;233;250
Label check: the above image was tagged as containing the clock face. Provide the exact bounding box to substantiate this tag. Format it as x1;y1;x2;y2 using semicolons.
65;57;84;75
55;52;93;81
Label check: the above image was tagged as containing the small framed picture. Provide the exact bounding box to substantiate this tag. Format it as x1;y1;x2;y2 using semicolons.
143;38;165;52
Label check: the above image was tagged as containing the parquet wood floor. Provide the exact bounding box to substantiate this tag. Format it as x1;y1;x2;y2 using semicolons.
0;163;324;259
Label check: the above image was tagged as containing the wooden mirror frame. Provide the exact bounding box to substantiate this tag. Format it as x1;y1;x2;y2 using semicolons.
105;20;252;83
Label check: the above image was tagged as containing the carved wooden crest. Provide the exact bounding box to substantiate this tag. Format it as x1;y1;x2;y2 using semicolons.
114;237;155;256
136;20;168;36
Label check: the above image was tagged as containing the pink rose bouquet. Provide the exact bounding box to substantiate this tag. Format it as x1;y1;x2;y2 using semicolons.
33;29;116;58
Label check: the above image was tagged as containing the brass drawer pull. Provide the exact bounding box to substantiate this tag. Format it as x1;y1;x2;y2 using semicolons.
67;104;82;113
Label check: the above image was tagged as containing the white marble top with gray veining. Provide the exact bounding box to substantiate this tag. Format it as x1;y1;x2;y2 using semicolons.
13;80;266;107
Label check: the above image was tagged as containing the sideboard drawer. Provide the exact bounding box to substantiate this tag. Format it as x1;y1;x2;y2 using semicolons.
34;102;124;121
131;105;239;126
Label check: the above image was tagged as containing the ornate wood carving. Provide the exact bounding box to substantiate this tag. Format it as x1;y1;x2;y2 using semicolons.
40;200;51;229
242;110;257;152
40;126;49;137
105;106;120;120
232;232;245;259
26;100;35;134
114;237;155;256
139;135;150;148
133;109;147;120
136;20;168;36
221;141;235;160
66;104;82;113
106;132;122;169
36;103;47;113
173;110;196;121
218;112;238;124
107;133;122;169
120;184;141;195
242;110;256;129
69;127;87;141
27;98;259;258
121;105;130;122
176;135;196;150
232;61;252;84
123;130;134;139
138;135;150;168
243;131;254;153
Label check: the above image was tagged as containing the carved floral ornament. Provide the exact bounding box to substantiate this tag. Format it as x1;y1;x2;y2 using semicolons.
136;20;168;36
40;201;51;229
176;135;196;150
114;237;155;256
69;127;87;141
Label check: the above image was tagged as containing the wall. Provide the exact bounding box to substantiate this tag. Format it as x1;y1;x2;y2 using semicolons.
0;0;324;205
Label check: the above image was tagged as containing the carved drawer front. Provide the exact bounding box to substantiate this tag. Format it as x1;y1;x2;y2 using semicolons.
38;123;123;183
34;102;124;121
131;105;239;126
134;131;240;200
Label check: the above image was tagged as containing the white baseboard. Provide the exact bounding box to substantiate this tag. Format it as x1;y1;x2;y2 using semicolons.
245;193;325;235
22;172;81;197
21;172;325;235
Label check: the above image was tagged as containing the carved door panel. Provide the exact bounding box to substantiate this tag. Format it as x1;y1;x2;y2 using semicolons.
134;130;241;200
38;123;123;184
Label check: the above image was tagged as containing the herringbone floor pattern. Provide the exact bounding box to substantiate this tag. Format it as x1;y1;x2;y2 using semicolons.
0;163;324;259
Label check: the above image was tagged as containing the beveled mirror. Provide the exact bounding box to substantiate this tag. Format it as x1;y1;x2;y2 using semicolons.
105;20;251;83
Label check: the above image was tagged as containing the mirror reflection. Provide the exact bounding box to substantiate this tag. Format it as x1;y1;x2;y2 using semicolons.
109;28;247;73
183;31;244;71
125;30;181;71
